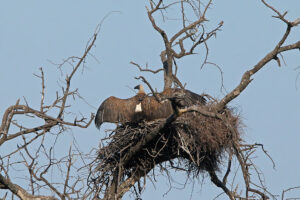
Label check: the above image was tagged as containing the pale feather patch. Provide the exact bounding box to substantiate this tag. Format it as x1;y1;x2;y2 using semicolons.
135;103;142;112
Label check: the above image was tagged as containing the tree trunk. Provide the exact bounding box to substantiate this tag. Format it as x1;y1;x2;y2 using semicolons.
161;51;173;89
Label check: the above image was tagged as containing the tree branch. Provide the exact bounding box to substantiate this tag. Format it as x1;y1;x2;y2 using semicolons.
216;37;300;111
0;174;58;200
130;61;163;74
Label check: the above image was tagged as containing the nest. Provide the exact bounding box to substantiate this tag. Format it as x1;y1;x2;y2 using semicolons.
94;102;241;183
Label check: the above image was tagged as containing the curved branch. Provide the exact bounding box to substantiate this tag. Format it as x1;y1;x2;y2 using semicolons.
0;104;94;145
0;174;58;200
146;2;170;48
216;32;300;111
58;31;98;119
130;61;163;74
135;76;161;102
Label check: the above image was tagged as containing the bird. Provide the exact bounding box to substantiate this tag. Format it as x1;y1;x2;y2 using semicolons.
161;87;206;116
94;85;146;129
139;91;173;122
95;85;206;129
134;86;206;121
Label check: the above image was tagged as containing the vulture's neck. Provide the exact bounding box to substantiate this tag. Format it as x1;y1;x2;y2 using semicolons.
138;86;145;94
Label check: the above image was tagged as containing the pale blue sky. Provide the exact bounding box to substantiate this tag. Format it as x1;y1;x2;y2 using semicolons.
0;0;300;199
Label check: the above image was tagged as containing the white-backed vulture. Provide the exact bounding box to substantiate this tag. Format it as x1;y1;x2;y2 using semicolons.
95;85;146;129
95;85;206;129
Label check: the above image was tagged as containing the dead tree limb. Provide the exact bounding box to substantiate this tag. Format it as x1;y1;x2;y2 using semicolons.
144;0;221;89
215;2;300;111
0;174;58;200
0;25;99;199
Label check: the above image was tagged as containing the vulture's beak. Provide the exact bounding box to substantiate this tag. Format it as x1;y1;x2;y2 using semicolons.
134;85;140;90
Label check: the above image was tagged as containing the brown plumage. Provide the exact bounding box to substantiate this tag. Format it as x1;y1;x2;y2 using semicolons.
139;95;173;121
162;88;206;108
95;85;146;129
95;85;206;129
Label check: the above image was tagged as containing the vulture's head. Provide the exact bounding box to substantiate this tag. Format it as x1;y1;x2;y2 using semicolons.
134;84;145;94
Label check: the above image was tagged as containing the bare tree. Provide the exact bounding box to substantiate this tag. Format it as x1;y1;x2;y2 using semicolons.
0;27;100;199
98;0;300;200
0;0;299;200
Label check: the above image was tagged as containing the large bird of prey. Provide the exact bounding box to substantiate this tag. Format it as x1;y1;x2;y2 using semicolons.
95;85;206;129
95;85;146;129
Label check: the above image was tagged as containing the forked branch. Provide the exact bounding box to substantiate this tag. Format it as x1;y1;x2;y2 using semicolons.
216;12;300;111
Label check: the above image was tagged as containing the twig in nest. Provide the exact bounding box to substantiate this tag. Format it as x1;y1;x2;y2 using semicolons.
135;76;161;102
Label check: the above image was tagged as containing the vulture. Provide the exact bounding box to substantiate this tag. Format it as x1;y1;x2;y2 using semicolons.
162;87;206;108
95;85;146;129
95;85;206;129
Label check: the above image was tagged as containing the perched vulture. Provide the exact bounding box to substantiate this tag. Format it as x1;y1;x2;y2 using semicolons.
138;93;173;122
95;85;206;129
95;85;146;129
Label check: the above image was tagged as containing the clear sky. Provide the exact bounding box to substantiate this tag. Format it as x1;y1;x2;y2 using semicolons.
0;0;300;199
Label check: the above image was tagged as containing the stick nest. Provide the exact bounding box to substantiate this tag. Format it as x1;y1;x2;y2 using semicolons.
94;102;241;183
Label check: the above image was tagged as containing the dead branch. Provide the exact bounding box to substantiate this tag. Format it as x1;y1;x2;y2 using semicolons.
57;32;98;119
135;76;162;102
0;23;99;200
130;61;163;74
282;186;300;200
216;38;300;112
209;170;235;200
0;104;94;145
0;174;58;200
144;0;220;89
222;151;232;185
215;1;300;111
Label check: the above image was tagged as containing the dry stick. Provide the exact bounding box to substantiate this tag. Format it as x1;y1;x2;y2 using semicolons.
281;186;300;200
1;122;56;145
215;27;300;112
21;135;36;196
135;76;162;102
172;74;185;89
130;61;163;74
169;0;212;44
233;144;270;200
0;99;20;138
261;0;290;24
147;0;170;54
242;143;276;169
147;0;217;89
147;2;174;89
0;105;94;145
208;170;235;200
0;174;58;200
146;0;212;89
63;146;73;198
58;32;98;119
30;147;65;200
40;67;46;112
222;151;233;185
113;168;152;200
216;0;300;111
33;68;46;113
